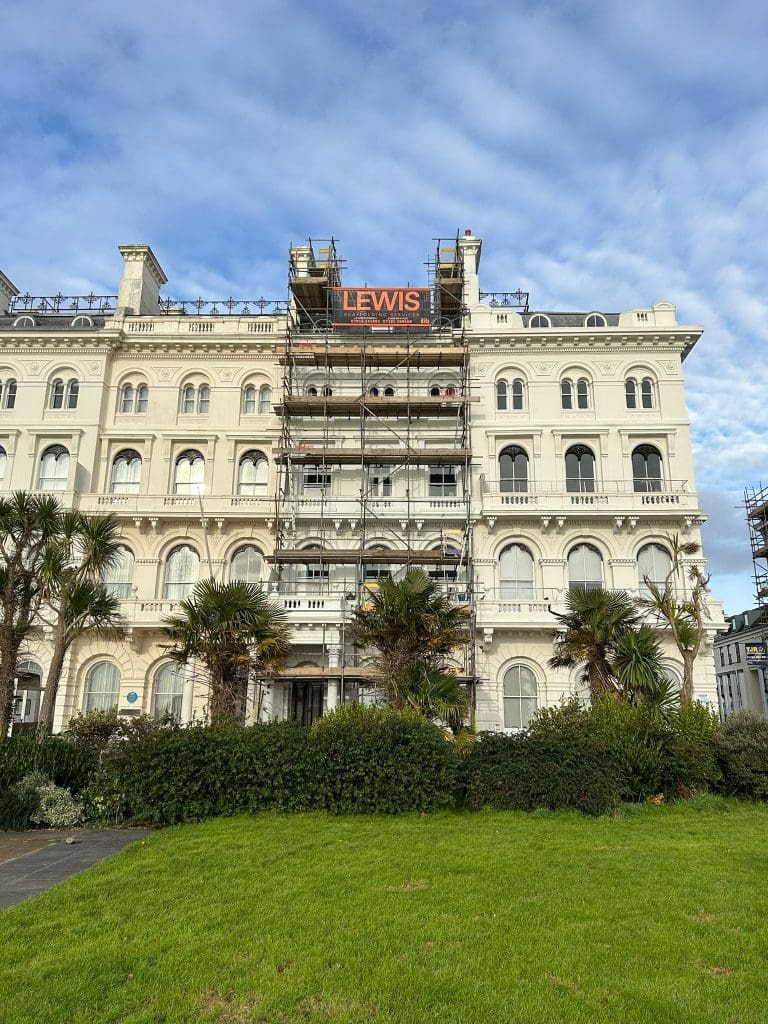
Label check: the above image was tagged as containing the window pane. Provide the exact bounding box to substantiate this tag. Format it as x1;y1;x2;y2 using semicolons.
499;545;534;598
231;545;263;582
136;385;149;413
625;380;636;409
499;447;528;493
164;546;199;599
51;380;64;409
496;380;507;410
243;386;257;414
152;663;185;720
182;386;195;414
641;379;653;408
259;386;272;414
120;384;134;414
568;544;603;589
103;546;134;598
511;379;524;410
198;385;210;414
84;662;120;712
67;381;79;409
576;379;588;409
561;380;572;409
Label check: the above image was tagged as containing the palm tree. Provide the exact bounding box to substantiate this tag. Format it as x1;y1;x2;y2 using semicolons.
549;588;643;701
163;579;291;723
397;661;470;732
0;492;62;738
348;568;471;712
612;624;672;707
36;512;127;737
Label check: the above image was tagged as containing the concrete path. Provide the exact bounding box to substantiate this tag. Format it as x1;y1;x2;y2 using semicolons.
0;828;150;910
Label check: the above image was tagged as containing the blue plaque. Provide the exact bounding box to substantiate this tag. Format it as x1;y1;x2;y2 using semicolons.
126;691;139;704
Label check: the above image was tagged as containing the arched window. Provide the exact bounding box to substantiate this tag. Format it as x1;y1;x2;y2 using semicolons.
306;385;318;396
66;380;79;409
568;543;603;590
0;445;6;485
152;663;185;721
560;378;573;410
637;543;672;596
529;314;550;328
368;386;380;398
503;665;538;729
383;386;395;398
120;383;134;414
641;378;654;409
50;379;65;409
565;445;595;493
625;379;637;409
181;384;196;414
38;444;70;491
499;544;534;599
322;385;333;397
71;315;94;328
300;545;329;584
632;445;663;492
110;449;142;494
429;385;441;397
511;379;524;410
496;379;508;410
258;385;272;414
242;385;257;414
136;384;149;413
499;445;528;493
230;545;264;583
585;313;606;328
83;661;120;712
576;378;589;409
103;545;135;598
238;450;268;494
1;379;17;410
13;315;36;328
197;384;210;414
174;450;205;495
163;545;199;599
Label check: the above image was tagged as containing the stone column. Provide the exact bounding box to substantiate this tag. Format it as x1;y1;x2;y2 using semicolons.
457;230;482;307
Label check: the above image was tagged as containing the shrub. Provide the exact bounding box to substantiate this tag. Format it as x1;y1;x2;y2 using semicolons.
65;709;179;752
29;779;84;828
713;712;768;799
663;703;721;796
311;705;460;814
463;732;622;816
0;772;46;831
0;735;97;795
89;721;321;826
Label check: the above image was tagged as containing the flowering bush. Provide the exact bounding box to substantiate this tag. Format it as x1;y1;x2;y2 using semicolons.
27;776;84;828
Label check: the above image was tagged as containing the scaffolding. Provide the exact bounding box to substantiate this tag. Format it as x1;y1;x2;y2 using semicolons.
272;236;476;721
745;483;768;606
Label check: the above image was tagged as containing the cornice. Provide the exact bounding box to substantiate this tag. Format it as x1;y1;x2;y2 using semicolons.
468;335;695;353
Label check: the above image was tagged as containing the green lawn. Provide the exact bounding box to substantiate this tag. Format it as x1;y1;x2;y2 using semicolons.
2;800;768;1024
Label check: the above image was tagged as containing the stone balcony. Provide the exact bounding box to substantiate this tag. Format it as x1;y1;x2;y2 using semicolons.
77;493;276;520
479;479;701;522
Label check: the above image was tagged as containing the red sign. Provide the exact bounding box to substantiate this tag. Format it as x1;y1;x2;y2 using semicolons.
330;287;431;328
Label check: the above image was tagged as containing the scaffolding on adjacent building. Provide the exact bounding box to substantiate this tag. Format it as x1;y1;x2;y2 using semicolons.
745;483;768;606
272;236;476;722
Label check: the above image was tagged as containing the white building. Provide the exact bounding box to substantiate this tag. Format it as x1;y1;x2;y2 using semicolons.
715;610;768;719
0;233;723;733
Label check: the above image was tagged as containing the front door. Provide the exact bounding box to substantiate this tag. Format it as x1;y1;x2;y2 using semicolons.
292;683;324;726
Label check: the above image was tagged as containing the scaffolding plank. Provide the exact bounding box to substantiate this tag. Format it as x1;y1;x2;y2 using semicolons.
269;549;463;564
275;395;469;417
276;447;470;465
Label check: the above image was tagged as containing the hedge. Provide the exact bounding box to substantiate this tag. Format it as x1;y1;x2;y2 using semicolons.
0;735;97;795
713;712;768;799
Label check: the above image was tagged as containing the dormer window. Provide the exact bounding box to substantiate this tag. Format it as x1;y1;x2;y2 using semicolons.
13;315;35;328
71;315;94;328
584;313;607;328
529;314;551;328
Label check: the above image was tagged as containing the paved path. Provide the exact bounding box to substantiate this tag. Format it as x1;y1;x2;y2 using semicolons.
0;829;150;909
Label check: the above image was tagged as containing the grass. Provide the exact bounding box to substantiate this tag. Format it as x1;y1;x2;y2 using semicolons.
2;798;768;1023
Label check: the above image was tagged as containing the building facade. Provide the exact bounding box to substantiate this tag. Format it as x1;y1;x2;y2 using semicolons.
714;608;768;719
0;234;723;733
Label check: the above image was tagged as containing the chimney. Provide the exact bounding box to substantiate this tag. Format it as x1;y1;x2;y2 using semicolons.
116;245;168;315
457;230;482;307
0;270;19;315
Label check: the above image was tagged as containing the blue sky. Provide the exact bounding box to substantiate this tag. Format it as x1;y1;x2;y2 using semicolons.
2;0;767;615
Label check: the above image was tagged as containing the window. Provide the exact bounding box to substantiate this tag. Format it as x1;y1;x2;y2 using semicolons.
0;378;17;410
568;543;603;590
503;665;538;729
306;386;318;396
511;379;524;410
13;315;36;328
369;465;392;497
632;445;663;492
110;449;142;494
364;546;391;582
300;546;329;584
0;445;6;485
152;663;185;721
197;384;210;414
368;386;380;398
174;450;205;495
429;465;457;497
120;383;134;414
565;445;595;493
585;313;607;328
71;315;94;328
258;385;272;414
499;544;534;599
561;379;572;410
102;545;134;598
641;378;654;409
429;385;441;397
64;380;79;409
38;444;70;491
181;384;196;414
83;661;120;712
242;385;257;414
496;379;508;410
238;450;268;495
529;314;550;328
303;467;331;489
499;445;528;493
383;386;395;397
576;378;589;409
637;543;672;596
163;545;199;599
50;379;65;409
136;384;149;413
625;379;637;409
230;545;264;583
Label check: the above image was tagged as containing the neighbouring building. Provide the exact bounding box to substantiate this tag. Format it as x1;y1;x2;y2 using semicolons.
714;608;768;719
0;233;724;734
